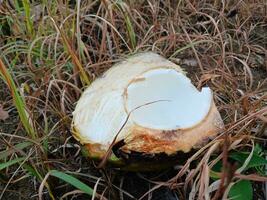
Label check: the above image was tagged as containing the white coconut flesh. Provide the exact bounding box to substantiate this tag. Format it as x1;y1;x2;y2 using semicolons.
126;69;212;130
72;52;222;156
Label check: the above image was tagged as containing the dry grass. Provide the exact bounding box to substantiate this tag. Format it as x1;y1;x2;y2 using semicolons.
0;0;267;199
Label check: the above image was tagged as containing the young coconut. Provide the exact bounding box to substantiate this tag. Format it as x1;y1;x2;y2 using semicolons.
72;52;224;170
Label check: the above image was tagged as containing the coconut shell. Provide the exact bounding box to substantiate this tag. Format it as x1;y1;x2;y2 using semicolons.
72;52;224;170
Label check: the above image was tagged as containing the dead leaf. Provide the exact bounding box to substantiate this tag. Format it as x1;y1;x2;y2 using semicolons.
0;104;9;121
197;74;221;89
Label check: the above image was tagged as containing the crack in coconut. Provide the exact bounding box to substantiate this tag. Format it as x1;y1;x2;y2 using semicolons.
72;52;224;158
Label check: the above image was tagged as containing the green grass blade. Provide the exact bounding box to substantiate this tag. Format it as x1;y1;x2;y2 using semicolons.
124;14;136;49
0;157;26;171
115;1;136;49
0;142;32;160
50;19;90;86
23;163;42;180
50;170;93;196
22;0;34;36
23;164;55;200
169;40;220;58
0;58;36;138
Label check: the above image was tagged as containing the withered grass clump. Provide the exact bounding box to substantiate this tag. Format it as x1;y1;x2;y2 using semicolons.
0;0;266;199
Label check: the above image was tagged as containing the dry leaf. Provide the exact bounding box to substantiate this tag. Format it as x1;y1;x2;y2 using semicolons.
0;104;9;121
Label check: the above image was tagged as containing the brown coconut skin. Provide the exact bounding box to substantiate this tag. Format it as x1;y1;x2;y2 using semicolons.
82;143;197;171
120;100;224;155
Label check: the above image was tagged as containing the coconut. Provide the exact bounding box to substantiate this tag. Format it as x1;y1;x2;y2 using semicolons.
72;52;224;169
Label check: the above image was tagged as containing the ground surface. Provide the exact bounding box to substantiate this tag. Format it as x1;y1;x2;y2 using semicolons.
0;0;267;199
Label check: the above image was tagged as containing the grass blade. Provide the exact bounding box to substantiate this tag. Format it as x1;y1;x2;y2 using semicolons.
50;170;93;196
115;1;136;49
124;14;136;49
23;164;56;200
0;157;26;171
0;142;32;160
50;18;90;86
22;0;35;37
0;58;36;138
